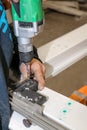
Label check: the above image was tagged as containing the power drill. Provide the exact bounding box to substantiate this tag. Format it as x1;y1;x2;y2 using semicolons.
11;0;44;78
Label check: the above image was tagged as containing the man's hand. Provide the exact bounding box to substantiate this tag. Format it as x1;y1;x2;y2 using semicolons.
20;59;46;90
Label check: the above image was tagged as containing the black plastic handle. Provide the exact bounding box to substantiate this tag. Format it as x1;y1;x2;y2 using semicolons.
11;0;20;17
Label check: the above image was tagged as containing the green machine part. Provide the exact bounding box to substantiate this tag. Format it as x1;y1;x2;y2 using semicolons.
11;0;44;22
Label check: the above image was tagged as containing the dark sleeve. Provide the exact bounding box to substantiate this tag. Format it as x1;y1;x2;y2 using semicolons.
33;46;42;63
0;2;14;68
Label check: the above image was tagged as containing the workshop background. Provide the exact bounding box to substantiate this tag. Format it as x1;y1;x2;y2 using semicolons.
8;0;87;97
33;0;87;97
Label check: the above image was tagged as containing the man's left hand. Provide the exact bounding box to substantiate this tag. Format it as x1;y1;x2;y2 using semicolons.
20;59;46;90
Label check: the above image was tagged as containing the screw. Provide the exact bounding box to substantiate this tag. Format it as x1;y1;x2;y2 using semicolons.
23;119;32;128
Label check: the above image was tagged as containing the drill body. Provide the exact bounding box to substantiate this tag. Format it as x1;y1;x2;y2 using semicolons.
11;0;44;63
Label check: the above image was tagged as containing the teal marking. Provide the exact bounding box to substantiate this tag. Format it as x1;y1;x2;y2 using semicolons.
63;109;67;113
67;102;72;106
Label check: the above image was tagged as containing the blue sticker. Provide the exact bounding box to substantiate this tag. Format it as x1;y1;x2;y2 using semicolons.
0;5;8;33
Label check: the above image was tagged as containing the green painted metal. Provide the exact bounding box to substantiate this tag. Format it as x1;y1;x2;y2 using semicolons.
11;0;44;22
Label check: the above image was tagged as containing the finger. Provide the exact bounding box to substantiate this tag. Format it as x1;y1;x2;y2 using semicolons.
34;69;45;90
42;64;46;78
31;63;45;90
20;63;29;80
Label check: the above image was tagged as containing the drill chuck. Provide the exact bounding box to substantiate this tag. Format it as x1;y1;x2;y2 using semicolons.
18;37;33;63
19;51;34;63
18;38;33;53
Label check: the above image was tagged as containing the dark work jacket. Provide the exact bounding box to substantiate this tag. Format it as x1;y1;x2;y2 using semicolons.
0;0;13;74
0;1;13;130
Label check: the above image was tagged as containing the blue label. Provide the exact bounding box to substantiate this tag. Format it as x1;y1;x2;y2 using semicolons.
0;5;8;33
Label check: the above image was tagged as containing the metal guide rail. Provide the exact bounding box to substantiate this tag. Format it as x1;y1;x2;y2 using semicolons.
8;79;69;130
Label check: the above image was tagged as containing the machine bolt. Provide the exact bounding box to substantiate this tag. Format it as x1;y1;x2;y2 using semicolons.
23;119;32;128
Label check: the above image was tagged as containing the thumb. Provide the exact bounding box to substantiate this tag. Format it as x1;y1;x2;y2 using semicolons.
20;63;30;80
